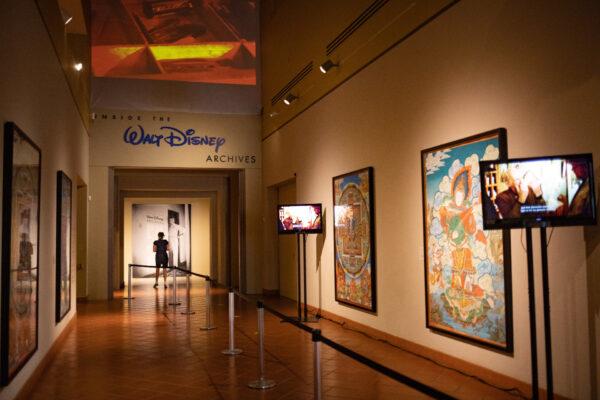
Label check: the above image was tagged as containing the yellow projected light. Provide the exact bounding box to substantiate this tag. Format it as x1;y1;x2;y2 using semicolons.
150;44;234;61
110;46;143;59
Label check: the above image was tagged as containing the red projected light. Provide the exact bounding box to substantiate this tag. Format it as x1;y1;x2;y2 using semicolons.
91;0;257;85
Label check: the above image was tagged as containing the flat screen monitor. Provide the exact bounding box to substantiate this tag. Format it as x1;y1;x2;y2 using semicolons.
277;204;323;234
480;154;596;229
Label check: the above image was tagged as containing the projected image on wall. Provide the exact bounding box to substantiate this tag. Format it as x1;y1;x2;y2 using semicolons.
132;204;191;277
91;0;257;84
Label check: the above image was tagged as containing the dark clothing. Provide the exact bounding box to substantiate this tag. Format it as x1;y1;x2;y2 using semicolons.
154;239;169;267
495;187;544;219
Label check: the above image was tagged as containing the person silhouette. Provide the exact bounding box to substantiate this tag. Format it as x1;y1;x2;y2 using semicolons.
153;232;170;288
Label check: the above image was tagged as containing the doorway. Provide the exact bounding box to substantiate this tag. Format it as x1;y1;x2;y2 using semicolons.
76;182;88;299
277;179;297;300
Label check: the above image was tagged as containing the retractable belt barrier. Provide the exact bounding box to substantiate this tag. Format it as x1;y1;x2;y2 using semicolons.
126;264;214;330
124;268;456;399
230;290;458;400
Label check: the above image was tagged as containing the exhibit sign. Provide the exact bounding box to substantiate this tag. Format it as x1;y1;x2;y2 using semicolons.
91;110;260;168
131;204;191;277
1;122;41;385
55;171;72;323
333;167;376;312
421;129;513;351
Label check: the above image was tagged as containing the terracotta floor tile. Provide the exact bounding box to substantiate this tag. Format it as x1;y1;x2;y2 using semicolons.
25;278;518;399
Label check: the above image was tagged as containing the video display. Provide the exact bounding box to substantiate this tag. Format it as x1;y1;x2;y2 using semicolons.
91;0;257;85
480;154;596;228
277;204;323;234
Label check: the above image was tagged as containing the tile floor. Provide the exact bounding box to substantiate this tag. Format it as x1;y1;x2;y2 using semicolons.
27;278;525;400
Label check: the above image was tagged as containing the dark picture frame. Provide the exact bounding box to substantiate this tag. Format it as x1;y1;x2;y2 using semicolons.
421;128;513;352
56;171;72;323
333;167;376;312
1;122;41;385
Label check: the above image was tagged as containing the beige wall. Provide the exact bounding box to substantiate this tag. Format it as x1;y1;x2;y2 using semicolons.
123;197;211;278
261;1;600;398
89;110;262;299
0;0;89;397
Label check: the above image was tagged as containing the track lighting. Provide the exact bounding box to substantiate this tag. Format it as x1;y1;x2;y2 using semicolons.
319;59;338;74
283;93;298;106
74;62;83;71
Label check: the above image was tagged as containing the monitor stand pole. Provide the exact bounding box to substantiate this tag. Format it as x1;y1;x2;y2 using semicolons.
296;232;302;321
302;233;319;323
540;227;553;400
525;227;539;400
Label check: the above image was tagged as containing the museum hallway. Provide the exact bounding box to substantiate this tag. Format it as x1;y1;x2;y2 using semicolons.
23;279;520;400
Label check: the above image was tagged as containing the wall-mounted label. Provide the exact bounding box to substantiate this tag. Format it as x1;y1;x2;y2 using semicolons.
123;125;226;153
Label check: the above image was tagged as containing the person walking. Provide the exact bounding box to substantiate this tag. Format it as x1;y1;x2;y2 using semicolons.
153;232;170;288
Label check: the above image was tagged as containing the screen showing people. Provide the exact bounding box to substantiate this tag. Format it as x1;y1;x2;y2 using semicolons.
277;204;322;234
480;154;596;228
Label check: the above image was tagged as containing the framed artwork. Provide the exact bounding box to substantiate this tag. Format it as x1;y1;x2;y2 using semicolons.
56;171;72;323
1;122;41;385
333;167;376;312
421;128;512;352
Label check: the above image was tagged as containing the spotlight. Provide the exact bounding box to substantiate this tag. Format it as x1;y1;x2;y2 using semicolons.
283;93;298;106
268;111;279;118
319;59;338;74
74;62;83;71
60;8;73;25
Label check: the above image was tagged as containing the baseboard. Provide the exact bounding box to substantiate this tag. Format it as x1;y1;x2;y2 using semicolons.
14;315;76;400
262;288;280;296
305;304;570;400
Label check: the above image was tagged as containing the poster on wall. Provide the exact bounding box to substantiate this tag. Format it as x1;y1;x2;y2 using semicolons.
333;167;376;312
421;128;513;351
55;171;72;323
1;122;41;385
131;204;191;277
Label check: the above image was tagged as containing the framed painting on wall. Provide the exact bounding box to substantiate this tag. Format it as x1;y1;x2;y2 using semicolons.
56;171;72;323
421;128;513;352
1;122;41;385
333;167;376;312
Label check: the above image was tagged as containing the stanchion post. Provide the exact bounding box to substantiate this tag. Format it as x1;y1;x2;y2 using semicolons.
222;289;242;355
181;273;195;315
248;301;276;390
169;267;181;306
123;264;135;303
200;277;216;330
312;329;322;400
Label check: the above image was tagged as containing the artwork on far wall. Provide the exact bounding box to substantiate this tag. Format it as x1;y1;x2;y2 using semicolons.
421;128;513;352
1;122;41;385
131;203;192;277
333;167;376;312
56;171;72;323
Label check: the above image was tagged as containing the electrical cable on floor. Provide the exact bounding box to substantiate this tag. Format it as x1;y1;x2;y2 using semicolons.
315;313;530;400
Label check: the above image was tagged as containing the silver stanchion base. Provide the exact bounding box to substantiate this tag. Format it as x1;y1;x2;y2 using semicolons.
248;378;276;390
200;325;217;330
181;310;196;315
222;348;243;355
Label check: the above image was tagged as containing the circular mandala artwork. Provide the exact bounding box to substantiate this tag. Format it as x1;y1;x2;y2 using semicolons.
335;184;370;277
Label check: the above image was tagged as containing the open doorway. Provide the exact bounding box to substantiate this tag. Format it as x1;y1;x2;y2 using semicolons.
277;179;297;300
76;181;88;300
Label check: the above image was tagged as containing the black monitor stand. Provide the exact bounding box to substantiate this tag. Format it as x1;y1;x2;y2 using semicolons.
525;226;553;400
293;232;319;323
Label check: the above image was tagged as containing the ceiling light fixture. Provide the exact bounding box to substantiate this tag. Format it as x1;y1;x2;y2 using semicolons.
74;62;83;71
268;111;279;118
283;93;298;106
60;8;73;25
319;59;339;74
